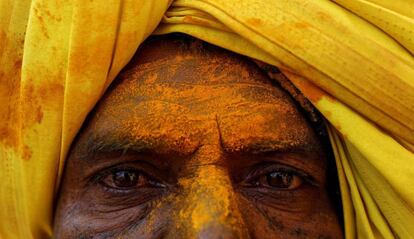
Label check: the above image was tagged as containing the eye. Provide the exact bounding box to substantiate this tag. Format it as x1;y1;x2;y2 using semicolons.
101;168;164;190
252;170;303;190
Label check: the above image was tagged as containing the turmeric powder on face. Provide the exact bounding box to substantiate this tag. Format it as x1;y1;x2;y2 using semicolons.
54;35;343;239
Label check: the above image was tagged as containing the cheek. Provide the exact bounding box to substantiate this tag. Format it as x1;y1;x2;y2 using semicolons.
54;193;174;238
237;190;342;239
54;175;174;239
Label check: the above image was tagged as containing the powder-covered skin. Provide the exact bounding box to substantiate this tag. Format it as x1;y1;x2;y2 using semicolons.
54;36;343;238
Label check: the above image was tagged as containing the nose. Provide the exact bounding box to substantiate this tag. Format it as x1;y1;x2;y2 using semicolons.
173;166;249;239
198;223;242;239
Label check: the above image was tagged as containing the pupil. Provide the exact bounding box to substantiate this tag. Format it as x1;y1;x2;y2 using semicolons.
267;171;292;188
113;170;138;187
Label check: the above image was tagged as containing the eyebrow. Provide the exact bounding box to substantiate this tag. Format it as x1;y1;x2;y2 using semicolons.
86;137;148;156
221;138;314;155
82;133;199;161
81;131;313;163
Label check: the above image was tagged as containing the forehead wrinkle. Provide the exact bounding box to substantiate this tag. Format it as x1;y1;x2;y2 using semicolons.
124;82;282;100
134;99;192;114
120;85;290;113
89;44;314;160
134;81;276;88
123;97;294;123
94;85;306;159
216;110;319;154
217;123;315;154
123;53;272;86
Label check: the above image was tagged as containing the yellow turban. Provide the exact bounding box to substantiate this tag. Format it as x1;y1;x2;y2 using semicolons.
1;0;413;238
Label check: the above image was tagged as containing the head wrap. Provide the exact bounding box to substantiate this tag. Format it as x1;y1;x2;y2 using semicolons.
1;0;413;238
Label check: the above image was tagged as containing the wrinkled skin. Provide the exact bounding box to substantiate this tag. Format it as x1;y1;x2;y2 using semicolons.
54;37;343;239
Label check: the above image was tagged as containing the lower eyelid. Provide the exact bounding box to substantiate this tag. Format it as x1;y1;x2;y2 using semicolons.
98;181;135;194
239;183;319;209
96;182;167;201
93;188;164;209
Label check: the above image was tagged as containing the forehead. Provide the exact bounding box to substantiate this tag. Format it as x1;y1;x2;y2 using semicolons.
84;42;319;155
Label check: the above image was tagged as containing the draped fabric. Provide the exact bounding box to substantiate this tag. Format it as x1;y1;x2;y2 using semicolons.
0;0;413;238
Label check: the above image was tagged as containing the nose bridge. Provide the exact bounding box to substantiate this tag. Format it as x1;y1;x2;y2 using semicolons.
168;118;249;238
175;165;249;238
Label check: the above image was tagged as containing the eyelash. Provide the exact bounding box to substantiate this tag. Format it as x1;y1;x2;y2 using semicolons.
89;163;316;195
90;166;167;208
244;164;316;189
91;167;148;188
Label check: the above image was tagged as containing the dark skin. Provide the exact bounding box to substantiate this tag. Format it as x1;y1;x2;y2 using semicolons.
54;36;343;238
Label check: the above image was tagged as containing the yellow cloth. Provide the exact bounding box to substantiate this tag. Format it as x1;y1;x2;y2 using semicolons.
0;0;413;238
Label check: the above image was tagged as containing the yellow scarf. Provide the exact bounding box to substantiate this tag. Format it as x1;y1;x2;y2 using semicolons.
1;0;413;238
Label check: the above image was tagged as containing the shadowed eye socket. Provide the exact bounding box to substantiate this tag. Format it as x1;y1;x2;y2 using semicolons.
99;168;165;190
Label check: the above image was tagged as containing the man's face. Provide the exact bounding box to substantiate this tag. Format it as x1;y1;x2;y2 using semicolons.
54;39;342;238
